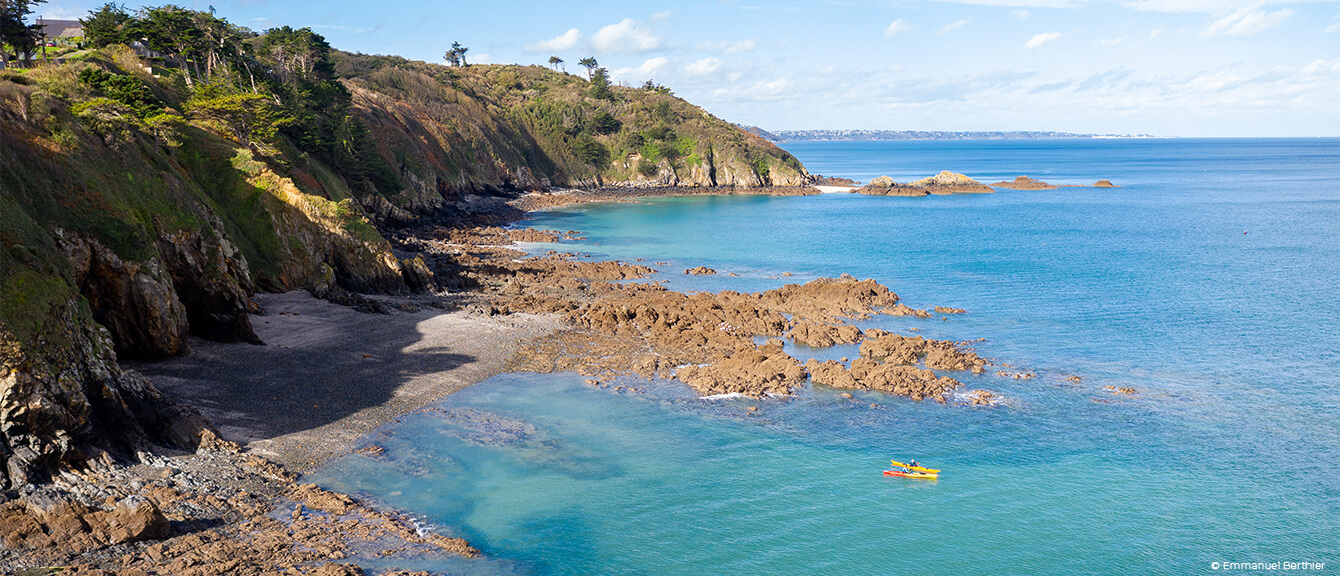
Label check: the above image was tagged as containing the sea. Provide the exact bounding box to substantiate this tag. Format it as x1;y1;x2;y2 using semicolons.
305;138;1340;575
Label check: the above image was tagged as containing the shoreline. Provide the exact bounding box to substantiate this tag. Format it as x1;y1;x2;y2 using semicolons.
2;183;1014;573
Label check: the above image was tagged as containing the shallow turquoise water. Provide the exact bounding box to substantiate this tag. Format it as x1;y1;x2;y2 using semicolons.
308;139;1340;574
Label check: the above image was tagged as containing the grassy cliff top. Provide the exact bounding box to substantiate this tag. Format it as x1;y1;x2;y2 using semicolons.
331;52;809;195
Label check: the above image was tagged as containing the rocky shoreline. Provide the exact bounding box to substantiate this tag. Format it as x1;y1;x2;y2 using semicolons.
1;184;1027;574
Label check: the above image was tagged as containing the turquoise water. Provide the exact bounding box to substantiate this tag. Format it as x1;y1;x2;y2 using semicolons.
308;139;1340;574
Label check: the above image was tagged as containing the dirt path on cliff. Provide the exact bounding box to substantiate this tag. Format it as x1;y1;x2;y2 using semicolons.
126;291;560;472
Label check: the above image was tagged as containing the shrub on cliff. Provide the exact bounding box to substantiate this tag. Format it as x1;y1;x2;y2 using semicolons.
187;84;293;151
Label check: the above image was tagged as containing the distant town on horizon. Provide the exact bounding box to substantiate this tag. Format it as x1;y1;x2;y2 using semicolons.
744;127;1158;141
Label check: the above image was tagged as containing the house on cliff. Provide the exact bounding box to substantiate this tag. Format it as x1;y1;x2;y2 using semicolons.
37;18;85;40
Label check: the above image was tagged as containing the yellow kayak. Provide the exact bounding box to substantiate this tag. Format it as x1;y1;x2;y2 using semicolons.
891;460;940;474
884;470;938;479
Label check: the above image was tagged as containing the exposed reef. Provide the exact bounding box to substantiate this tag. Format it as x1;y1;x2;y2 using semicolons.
857;171;995;196
991;176;1059;190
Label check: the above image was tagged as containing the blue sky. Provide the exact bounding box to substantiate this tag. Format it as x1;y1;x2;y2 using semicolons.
41;1;1340;136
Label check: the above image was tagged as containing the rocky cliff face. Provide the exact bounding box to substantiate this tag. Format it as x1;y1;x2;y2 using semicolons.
0;297;212;490
0;60;418;489
336;55;810;216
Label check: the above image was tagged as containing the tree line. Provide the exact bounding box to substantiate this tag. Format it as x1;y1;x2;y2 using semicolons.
69;2;396;195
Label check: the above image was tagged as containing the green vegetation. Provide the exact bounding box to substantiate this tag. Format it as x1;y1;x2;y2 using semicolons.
332;51;806;191
444;41;469;67
81;2;136;48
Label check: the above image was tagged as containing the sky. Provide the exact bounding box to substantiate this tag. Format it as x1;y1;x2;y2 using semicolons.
39;0;1340;137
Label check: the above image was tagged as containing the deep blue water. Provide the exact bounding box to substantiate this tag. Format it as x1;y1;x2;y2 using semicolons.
308;139;1340;575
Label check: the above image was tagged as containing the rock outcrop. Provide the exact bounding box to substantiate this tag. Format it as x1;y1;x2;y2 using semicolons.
991;176;1058;190
858;171;994;196
787;322;863;348
0;298;214;490
0;494;170;551
676;339;807;397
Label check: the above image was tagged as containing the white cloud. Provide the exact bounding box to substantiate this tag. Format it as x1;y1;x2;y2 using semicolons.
931;0;1077;7
526;28;580;53
713;78;791;101
726;39;757;54
1024;32;1063;48
1202;6;1293;37
611;57;670;82
939;19;970;35
1324;20;1340;33
698;39;757;54
592;18;662;53
1302;59;1340;74
1149;27;1165;38
471;53;494;65
884;19;916;37
686;57;722;76
1013;9;1030;19
652;11;673;21
1096;36;1125;46
1121;0;1298;13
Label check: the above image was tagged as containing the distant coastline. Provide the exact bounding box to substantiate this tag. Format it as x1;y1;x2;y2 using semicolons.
741;126;1156;142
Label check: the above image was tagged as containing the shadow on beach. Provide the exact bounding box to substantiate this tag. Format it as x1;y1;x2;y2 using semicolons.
125;291;552;469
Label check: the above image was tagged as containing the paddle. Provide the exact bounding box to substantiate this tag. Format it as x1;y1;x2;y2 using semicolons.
891;459;941;473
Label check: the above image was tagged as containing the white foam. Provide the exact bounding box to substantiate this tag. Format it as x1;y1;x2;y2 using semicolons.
700;393;750;400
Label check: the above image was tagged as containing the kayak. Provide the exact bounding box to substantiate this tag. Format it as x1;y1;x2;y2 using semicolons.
891;460;940;473
884;470;938;479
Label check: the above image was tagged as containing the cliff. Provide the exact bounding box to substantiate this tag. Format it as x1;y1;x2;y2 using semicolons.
0;49;411;489
0;38;812;489
334;53;810;217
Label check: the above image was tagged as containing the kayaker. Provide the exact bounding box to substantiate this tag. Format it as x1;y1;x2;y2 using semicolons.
909;459;920;470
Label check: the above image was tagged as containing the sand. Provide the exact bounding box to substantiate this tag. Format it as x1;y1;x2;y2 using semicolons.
814;185;858;194
127;291;560;472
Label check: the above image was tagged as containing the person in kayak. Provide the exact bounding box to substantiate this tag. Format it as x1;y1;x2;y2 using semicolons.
909;459;920;470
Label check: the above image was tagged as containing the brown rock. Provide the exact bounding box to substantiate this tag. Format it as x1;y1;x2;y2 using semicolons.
399;255;436;292
506;228;562;243
990;176;1058;190
787;322;863;348
97;496;171;544
933;306;967;314
1093;179;1117;187
290;484;356;515
313;563;367;576
677;340;806;397
860;171;995;195
684;266;718;275
805;359;861;389
967;390;996;405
